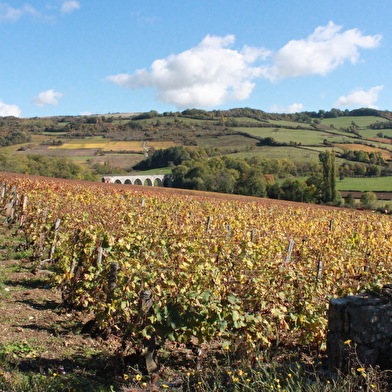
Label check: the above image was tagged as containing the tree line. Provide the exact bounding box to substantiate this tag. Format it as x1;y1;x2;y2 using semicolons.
0;153;96;181
132;146;341;205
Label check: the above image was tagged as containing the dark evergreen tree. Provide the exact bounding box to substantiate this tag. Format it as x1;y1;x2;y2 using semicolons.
319;150;337;203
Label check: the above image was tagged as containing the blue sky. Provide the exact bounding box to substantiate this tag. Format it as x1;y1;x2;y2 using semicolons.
0;0;391;117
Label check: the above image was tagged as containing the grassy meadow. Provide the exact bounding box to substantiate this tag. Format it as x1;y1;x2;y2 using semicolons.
337;176;392;192
243;127;348;145
319;115;389;129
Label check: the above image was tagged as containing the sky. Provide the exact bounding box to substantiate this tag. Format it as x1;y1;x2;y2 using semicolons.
0;0;391;118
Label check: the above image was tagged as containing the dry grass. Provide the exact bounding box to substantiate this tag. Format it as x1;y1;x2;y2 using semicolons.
102;141;145;152
88;154;144;169
145;141;178;149
334;143;392;159
49;140;179;153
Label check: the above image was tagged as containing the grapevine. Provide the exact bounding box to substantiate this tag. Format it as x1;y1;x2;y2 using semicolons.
1;172;392;366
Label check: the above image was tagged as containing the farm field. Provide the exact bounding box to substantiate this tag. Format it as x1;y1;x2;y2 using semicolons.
133;166;172;175
334;143;392;160
102;141;145;152
320;115;390;129
267;119;314;129
292;176;392;193
50;141;108;149
243;127;348;145
48;140;178;152
231;116;265;123
230;146;332;163
356;128;392;139
87;153;144;169
2;110;392;219
195;134;259;150
0;135;48;154
1;172;392;391
2;172;392;345
336;176;392;192
49;139;144;151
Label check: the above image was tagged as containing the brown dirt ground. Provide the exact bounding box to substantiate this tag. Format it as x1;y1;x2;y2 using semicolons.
0;250;122;390
14;146;100;157
0;256;221;391
0;260;101;359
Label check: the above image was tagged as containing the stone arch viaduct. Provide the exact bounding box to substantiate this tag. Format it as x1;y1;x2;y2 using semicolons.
102;174;172;187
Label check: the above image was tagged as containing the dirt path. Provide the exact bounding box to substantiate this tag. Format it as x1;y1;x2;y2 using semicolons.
0;253;119;390
0;260;95;358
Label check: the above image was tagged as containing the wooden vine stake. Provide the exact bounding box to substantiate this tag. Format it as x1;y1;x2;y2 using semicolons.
19;195;28;225
107;262;119;303
226;225;231;243
5;200;14;221
206;216;212;233
1;183;7;202
250;229;255;242
364;252;370;273
32;218;61;274
97;248;103;264
139;289;159;378
49;219;61;259
316;260;323;285
284;239;295;265
33;207;48;259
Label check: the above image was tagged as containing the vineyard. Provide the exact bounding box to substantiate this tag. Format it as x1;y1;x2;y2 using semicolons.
1;172;392;388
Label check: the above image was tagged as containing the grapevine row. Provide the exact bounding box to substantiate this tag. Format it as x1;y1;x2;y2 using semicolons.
1;173;392;356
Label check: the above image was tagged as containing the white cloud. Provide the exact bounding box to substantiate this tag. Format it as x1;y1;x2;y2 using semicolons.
286;103;304;113
32;89;63;107
0;100;21;116
60;1;80;14
105;23;382;109
130;10;159;25
0;3;40;22
106;34;271;109
268;21;382;80
0;2;79;22
333;86;384;108
270;103;303;113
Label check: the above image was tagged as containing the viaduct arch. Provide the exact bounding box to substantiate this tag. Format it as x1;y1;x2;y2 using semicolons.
102;174;172;187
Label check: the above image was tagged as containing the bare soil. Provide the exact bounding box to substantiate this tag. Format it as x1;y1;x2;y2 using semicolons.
88;153;144;169
0;237;121;390
15;146;100;157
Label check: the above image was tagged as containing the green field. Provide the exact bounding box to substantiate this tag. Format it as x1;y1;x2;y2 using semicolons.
242;127;349;145
137;116;211;125
230;146;322;163
267;119;314;129
337;176;392;191
231;116;265;123
196;134;259;149
133;167;172;175
42;131;68;136
320;115;389;129
281;176;392;192
67;155;96;162
354;128;392;139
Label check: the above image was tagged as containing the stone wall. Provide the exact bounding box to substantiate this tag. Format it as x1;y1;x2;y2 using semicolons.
327;285;392;369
